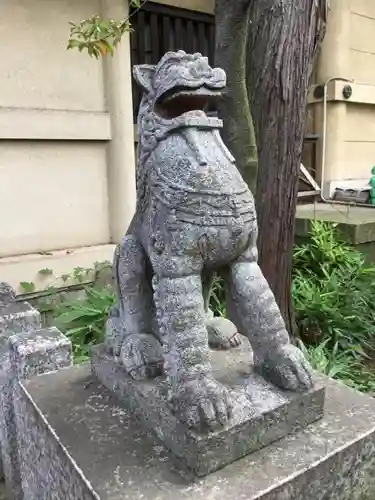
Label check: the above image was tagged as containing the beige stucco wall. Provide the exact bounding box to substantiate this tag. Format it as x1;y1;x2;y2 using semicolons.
0;141;110;257
2;0;105;112
0;0;135;294
310;0;375;197
151;0;213;13
8;0;375;293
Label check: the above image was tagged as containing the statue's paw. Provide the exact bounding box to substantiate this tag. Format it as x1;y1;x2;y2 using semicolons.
259;345;314;392
207;316;242;350
169;377;232;431
120;333;164;380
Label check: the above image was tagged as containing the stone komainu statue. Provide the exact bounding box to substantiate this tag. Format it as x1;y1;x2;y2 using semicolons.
105;51;314;431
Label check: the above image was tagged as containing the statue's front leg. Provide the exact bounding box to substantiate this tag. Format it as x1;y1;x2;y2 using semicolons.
225;229;314;392
151;252;232;431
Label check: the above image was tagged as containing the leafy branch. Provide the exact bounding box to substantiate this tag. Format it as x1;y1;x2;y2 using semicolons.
67;0;148;58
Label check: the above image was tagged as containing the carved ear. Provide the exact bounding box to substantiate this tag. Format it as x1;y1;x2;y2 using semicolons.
133;64;156;93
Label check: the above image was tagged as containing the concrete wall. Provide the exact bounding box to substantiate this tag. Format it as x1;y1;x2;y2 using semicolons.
309;0;375;197
0;0;136;294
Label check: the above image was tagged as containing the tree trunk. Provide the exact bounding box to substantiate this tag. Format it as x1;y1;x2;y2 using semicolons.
247;0;327;333
215;0;258;192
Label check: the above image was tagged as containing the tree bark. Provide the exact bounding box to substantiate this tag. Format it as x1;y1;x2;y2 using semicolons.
215;0;258;192
247;0;327;333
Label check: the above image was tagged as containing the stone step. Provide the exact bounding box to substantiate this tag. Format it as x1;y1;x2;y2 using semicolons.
20;364;375;500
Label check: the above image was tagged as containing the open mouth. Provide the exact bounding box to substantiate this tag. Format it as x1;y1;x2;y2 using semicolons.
156;87;221;119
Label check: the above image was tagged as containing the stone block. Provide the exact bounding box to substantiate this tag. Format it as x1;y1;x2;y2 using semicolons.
22;363;375;500
0;302;41;336
0;326;72;499
295;203;375;245
9;327;72;379
0;287;41;499
14;379;98;500
0;283;15;305
91;341;325;477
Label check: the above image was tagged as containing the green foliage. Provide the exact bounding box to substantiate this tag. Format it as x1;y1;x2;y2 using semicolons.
38;268;54;276
209;274;227;318
16;260;112;361
293;221;375;355
293;220;375;394
20;281;36;294
298;339;375;395
67;0;147;58
208;220;375;395
19;260;111;299
54;285;115;364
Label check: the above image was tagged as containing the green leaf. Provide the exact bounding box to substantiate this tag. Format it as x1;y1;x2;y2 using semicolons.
56;309;98;325
38;268;54;276
20;282;36;293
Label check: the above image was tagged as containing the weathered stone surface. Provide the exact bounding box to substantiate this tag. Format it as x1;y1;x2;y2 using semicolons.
0;327;72;500
0;286;41;499
9;327;72;379
0;283;72;500
15;379;98;500
0;301;41;336
92;340;324;476
22;363;375;500
0;283;15;306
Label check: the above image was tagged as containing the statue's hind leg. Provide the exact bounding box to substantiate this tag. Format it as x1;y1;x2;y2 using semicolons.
202;269;242;350
224;229;314;392
106;234;163;380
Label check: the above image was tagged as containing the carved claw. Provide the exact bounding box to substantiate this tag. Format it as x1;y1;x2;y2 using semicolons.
169;377;232;431
258;345;314;392
207;316;242;350
120;333;164;380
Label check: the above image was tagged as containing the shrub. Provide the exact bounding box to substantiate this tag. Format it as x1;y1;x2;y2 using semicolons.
293;220;375;394
54;285;115;363
293;220;375;356
298;339;375;395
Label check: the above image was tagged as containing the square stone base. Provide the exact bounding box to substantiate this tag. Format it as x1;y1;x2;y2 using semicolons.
91;340;325;476
21;364;375;500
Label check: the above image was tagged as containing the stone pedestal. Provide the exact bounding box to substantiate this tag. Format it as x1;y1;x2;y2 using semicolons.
0;295;42;499
91;341;325;476
0;283;73;499
20;363;375;500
